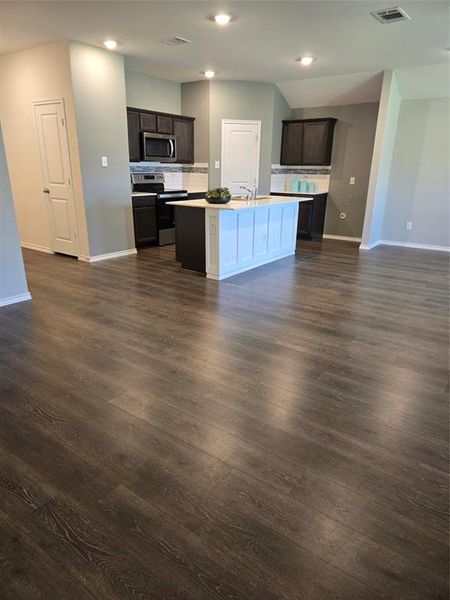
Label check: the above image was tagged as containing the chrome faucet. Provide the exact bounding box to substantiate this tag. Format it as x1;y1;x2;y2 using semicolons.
240;184;258;200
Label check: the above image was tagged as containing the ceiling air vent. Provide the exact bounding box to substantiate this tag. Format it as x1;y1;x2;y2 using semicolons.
162;36;191;46
371;6;411;23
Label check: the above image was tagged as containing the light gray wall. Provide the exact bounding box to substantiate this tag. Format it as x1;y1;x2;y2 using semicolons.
69;42;134;257
208;81;280;192
382;97;450;247
0;124;29;304
293;102;379;238
125;70;181;114
181;81;209;163
272;88;292;164
361;70;401;247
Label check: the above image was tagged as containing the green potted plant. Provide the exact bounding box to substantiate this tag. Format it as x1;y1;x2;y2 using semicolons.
205;187;231;204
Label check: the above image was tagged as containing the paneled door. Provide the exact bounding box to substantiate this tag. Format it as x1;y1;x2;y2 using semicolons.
34;100;79;256
221;120;261;195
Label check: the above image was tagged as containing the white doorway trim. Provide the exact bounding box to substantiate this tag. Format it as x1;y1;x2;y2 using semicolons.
221;119;261;190
33;97;80;257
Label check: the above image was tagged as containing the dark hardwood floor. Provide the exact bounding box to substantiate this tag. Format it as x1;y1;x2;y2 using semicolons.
0;240;448;600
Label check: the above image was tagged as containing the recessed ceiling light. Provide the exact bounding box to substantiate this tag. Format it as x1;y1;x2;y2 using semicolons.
204;70;216;78
103;40;118;50
214;14;231;25
297;56;315;66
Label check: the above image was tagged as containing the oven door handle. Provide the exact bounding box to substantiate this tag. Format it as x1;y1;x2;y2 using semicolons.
158;192;188;199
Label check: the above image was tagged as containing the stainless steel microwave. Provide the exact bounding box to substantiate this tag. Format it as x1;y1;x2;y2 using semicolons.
141;132;176;162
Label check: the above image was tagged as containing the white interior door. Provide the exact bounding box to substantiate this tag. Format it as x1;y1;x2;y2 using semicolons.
221;120;261;195
34;100;79;256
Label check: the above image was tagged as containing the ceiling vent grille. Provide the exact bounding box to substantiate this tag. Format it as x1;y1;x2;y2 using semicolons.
162;36;191;46
371;6;411;23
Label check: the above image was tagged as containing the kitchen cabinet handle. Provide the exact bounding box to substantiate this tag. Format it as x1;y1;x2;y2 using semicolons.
43;188;50;194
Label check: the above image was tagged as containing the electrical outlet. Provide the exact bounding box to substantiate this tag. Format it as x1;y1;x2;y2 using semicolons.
349;176;355;185
101;156;108;167
406;221;413;231
214;160;220;169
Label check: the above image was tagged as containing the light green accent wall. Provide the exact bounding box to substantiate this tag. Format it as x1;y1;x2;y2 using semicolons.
361;70;401;247
181;81;210;163
0;124;29;303
382;97;450;247
125;70;181;114
272;88;292;164
70;42;134;257
292;103;379;238
208;81;282;192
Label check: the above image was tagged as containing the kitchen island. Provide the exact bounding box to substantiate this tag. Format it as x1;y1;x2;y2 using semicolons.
168;196;311;280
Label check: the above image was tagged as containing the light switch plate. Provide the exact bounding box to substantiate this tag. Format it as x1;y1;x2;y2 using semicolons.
101;156;108;167
214;161;220;169
349;176;355;185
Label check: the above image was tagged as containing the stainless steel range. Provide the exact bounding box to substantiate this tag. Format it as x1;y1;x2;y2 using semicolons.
131;172;188;246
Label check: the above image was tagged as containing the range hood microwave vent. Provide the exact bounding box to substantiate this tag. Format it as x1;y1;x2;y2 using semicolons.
162;36;192;46
371;6;411;23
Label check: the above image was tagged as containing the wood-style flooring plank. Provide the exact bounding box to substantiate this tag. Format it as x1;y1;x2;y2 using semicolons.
0;240;448;599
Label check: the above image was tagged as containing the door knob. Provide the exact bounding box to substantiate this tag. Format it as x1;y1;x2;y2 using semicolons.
43;188;50;193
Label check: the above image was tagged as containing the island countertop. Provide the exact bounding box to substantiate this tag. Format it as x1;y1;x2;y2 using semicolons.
167;195;313;210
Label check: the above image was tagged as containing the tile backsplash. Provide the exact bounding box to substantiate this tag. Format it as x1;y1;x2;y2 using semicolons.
130;162;330;194
130;162;208;193
271;164;330;194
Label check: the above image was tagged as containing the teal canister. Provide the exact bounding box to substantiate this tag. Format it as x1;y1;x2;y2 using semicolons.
307;181;317;193
299;179;308;193
291;178;300;192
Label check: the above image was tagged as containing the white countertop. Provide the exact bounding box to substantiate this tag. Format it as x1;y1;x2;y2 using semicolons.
165;189;207;194
270;191;327;196
167;195;312;210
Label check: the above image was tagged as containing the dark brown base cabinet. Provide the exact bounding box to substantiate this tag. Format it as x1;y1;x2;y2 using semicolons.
132;193;207;250
271;193;328;240
132;195;157;247
280;118;336;166
127;107;194;164
174;207;206;273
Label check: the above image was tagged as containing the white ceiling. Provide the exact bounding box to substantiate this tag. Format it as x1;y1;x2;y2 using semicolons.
278;70;384;108
1;1;449;107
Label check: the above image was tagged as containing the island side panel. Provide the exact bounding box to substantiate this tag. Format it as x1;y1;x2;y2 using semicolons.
174;206;206;273
206;202;299;281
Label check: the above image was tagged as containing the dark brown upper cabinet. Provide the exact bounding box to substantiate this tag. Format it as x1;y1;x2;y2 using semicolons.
127;110;141;162
139;112;156;132
127;107;195;164
156;115;173;134
139;113;173;134
173;117;194;164
280;118;337;166
280;121;303;165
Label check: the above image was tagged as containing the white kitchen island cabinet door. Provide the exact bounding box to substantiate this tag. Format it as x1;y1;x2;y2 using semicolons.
206;202;299;280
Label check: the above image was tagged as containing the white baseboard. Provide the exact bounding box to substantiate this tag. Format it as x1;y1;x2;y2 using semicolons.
359;241;381;250
78;248;137;263
380;240;450;252
0;292;32;308
360;240;449;252
323;234;362;243
21;242;53;254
